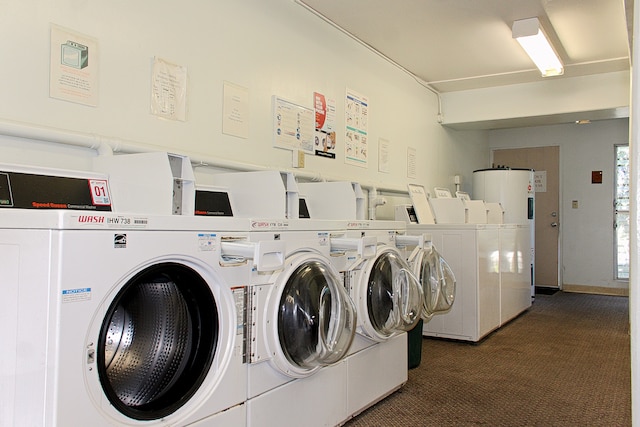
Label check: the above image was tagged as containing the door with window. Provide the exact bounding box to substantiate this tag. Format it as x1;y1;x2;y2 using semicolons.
492;146;560;288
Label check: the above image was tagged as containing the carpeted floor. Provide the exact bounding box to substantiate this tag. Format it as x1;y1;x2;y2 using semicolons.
343;292;631;426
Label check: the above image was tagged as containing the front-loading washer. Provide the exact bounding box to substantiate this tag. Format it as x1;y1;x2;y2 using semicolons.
242;219;360;427
334;220;424;421
0;208;281;426
194;173;362;427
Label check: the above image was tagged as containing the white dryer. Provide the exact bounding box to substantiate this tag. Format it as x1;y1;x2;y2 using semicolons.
0;207;279;426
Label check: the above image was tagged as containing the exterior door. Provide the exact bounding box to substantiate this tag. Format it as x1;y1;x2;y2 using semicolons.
493;146;560;288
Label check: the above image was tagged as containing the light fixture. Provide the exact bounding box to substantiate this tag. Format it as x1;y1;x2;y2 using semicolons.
512;17;563;77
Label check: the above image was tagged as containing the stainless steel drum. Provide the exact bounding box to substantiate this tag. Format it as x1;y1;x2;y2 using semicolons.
98;263;218;420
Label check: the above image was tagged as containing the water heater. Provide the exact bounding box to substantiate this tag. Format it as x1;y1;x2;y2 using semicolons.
472;168;534;224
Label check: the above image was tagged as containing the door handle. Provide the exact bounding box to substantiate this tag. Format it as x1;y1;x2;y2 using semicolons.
550;222;558;227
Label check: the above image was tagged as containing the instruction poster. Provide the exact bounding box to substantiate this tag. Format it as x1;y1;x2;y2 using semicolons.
50;25;99;107
313;92;336;159
150;57;187;121
345;88;368;167
273;96;314;153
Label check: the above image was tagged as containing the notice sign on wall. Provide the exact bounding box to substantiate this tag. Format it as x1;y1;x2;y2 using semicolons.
534;171;547;193
50;25;99;107
345;88;369;168
273;96;314;153
150;57;187;121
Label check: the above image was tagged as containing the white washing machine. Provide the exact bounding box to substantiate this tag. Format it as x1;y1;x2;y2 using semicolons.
497;222;533;324
194;174;359;427
396;186;501;342
328;220;424;421
295;182;424;420
242;219;360;427
0;207;284;426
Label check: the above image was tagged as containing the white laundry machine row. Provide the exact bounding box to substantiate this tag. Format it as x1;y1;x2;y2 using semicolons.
196;176;424;426
405;222;501;342
396;184;531;342
240;219;423;426
0;207;292;427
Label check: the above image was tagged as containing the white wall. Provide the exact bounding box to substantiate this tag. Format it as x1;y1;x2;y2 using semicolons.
489;118;630;291
0;0;489;201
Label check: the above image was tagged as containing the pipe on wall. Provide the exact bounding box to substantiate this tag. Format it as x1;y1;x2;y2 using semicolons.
0;118;408;217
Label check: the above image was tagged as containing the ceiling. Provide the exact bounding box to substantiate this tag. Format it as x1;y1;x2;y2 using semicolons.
296;0;632;94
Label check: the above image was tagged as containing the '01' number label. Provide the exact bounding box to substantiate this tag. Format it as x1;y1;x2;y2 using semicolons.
89;179;111;206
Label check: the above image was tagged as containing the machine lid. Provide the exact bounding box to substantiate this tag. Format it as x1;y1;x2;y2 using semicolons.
360;247;423;340
269;252;357;377
97;263;218;421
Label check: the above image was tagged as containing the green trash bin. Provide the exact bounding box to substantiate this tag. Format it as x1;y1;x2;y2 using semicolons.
407;318;424;369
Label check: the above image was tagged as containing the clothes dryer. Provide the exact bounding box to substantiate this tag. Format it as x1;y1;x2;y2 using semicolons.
1;209;279;427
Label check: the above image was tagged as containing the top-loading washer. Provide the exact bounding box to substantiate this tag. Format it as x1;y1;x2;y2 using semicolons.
396;184;501;342
0;164;287;427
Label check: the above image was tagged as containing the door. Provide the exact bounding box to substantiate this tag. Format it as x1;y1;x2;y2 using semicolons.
493;146;560;288
266;252;357;377
355;246;423;340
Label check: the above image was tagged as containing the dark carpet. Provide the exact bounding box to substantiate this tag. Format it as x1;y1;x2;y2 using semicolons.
343;292;631;426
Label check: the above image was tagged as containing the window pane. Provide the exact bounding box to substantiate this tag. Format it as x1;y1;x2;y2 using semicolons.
616;211;629;280
616;146;630;211
615;145;630;280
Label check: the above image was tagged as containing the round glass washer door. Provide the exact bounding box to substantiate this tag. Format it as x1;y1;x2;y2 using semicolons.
266;251;357;378
408;246;440;319
357;246;423;341
93;262;220;421
419;246;456;314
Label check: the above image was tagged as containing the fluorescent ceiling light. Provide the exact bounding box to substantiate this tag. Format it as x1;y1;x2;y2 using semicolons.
512;17;563;77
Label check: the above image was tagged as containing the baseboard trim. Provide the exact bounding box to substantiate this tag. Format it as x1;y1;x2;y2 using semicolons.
562;284;629;297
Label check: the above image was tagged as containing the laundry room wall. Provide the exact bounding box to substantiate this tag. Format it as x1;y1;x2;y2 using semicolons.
0;0;488;209
488;118;630;293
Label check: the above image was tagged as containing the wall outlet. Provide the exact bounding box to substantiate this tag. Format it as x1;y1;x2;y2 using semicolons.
572;200;579;209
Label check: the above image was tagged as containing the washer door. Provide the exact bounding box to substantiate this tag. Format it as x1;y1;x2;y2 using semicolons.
96;262;218;421
268;252;357;378
420;246;456;313
358;246;423;341
408;246;440;319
